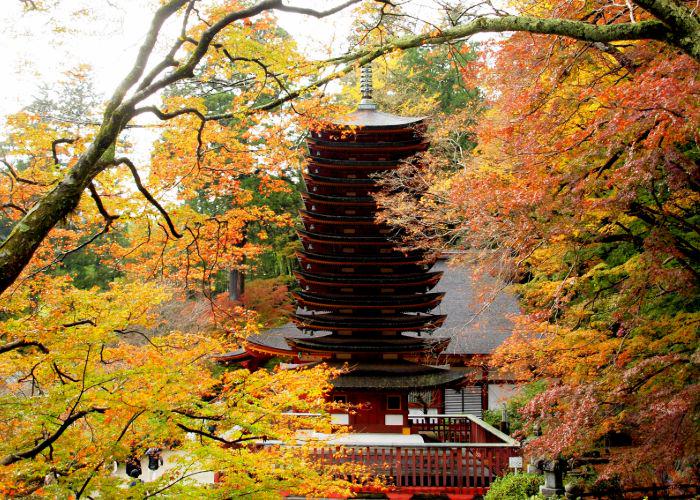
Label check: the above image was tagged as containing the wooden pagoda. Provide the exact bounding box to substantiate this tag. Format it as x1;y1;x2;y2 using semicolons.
289;66;461;431
212;68;522;497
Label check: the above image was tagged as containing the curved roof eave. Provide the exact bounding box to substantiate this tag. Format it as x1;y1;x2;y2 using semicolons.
330;109;427;128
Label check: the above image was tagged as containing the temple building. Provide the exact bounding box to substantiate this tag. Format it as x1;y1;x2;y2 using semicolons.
217;67;521;497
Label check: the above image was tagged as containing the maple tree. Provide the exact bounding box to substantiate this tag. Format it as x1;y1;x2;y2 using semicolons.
0;3;360;496
375;0;699;488
1;0;699;495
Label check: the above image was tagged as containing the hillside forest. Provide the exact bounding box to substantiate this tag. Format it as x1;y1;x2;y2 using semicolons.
0;0;698;497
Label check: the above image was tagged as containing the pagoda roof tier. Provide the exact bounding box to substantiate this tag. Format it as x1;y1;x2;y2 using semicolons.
294;291;445;312
297;250;434;265
300;212;396;238
299;240;415;259
298;229;397;244
299;210;374;222
304;186;379;199
329;361;464;391
307;163;398;179
292;312;446;332
298;238;416;258
307;137;424;148
294;272;440;297
331;109;425;129
303;176;380;198
304;173;378;185
304;174;376;188
294;270;442;287
302;192;375;205
298;255;435;276
300;219;391;236
308;141;428;161
310;123;425;142
302;201;375;218
309;156;400;167
288;334;449;354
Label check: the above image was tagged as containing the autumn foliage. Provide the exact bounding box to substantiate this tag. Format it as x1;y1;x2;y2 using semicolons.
376;0;699;486
1;0;699;496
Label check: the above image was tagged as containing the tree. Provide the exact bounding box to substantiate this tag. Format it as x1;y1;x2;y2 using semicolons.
2;0;700;295
1;0;699;493
0;3;364;495
0;276;345;495
375;0;699;486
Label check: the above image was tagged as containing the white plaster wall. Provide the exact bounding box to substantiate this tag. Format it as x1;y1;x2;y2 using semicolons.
330;413;349;425
384;414;404;426
488;384;518;410
113;450;216;485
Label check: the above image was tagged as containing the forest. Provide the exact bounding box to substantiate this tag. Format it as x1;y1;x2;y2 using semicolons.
0;0;697;497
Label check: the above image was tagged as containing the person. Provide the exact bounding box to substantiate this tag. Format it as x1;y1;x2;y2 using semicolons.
125;456;142;478
145;447;163;471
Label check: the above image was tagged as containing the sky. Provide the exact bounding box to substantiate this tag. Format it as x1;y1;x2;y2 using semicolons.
0;0;458;159
0;2;387;115
0;1;453;117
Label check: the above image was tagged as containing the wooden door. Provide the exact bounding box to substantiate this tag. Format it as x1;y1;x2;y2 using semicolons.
350;394;384;431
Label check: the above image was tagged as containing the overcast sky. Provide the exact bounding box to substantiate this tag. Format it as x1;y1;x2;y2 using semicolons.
0;1;455;160
0;1;441;119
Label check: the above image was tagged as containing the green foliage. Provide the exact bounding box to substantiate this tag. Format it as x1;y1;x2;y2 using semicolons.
52;237;125;290
375;43;480;116
483;381;547;436
484;473;544;499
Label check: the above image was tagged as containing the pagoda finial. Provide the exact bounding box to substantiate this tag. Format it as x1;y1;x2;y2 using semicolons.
358;63;376;110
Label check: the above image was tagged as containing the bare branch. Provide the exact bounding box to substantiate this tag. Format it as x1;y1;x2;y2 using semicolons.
51;138;76;167
1;203;27;215
104;0;190;114
53;362;80;384
174;422;265;446
18;225;111;284
87;182;119;225
0;340;49;355
1;159;55;186
113;157;183;238
172;409;225;421
0;407;106;466
273;0;363;18
63;319;97;328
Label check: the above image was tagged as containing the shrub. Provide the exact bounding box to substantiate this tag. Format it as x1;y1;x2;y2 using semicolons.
484;473;544;499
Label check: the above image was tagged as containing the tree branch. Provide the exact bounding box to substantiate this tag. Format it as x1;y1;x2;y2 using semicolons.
0;159;55;186
273;0;364;18
114;157;183;238
87;182;119;225
175;422;264;446
51;138;76;166
0;407;106;466
0;340;49;355
172;409;225;421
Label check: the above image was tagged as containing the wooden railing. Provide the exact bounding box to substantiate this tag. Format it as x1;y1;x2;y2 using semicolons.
408;414;513;444
310;443;520;493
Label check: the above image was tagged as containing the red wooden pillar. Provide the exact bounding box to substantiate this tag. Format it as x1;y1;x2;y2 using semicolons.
481;365;489;413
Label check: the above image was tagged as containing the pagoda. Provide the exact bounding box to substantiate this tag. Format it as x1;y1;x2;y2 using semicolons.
290;66;462;432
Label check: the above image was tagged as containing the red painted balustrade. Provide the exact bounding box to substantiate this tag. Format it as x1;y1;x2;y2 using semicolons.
309;443;520;493
407;415;507;444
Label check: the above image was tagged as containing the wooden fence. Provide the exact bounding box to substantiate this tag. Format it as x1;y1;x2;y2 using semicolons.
310;443;520;492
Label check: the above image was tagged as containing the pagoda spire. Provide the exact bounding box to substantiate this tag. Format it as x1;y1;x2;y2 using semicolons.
358;63;376;110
